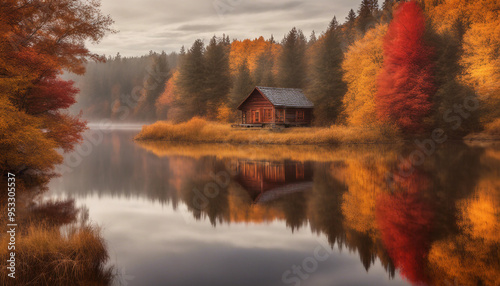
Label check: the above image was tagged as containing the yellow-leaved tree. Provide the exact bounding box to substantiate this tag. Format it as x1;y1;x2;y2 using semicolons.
342;24;387;127
461;6;500;125
0;97;62;183
424;0;500;131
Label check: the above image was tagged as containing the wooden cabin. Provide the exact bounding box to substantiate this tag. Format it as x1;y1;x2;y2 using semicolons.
236;87;314;127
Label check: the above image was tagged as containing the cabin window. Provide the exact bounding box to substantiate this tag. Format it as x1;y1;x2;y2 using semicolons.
297;110;305;120
265;109;273;121
254;110;260;122
276;109;284;122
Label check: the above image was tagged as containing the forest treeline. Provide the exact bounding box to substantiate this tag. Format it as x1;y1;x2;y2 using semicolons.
72;0;500;138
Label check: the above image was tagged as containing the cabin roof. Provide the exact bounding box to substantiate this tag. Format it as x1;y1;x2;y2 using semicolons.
237;86;314;109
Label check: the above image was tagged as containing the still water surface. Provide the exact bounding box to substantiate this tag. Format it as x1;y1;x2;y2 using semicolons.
47;128;500;286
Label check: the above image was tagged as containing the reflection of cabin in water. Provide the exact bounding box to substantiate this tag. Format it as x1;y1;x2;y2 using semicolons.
236;160;313;203
236;87;314;127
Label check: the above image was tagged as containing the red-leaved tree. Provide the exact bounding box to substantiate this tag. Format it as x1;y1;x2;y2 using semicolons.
375;1;435;133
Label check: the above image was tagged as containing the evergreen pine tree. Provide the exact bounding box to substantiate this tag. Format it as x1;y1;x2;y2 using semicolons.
231;60;254;107
253;45;276;87
343;9;359;45
175;39;207;119
346;9;357;24
357;0;376;33
328;16;339;30
307;25;346;125
278;27;307;88
308;30;317;46
204;36;232;119
269;35;275;44
134;52;170;120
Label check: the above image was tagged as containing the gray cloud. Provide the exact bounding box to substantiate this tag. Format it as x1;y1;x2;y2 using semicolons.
176;23;225;32
89;0;371;57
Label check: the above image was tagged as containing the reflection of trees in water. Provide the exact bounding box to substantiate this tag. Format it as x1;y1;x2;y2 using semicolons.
428;146;500;286
0;179;113;285
54;132;498;284
53;131;182;206
376;169;434;284
181;158;232;226
307;162;347;248
177;144;495;285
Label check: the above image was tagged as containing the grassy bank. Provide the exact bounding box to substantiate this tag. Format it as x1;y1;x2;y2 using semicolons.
134;118;401;145
0;224;112;285
0;179;113;285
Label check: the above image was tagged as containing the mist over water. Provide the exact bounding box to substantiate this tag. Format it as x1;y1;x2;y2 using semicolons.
86;122;148;130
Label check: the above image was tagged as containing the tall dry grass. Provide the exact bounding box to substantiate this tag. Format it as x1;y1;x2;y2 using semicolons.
135;117;401;145
0;223;112;285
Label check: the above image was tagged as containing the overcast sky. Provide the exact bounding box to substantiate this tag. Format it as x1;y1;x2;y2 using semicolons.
89;0;367;57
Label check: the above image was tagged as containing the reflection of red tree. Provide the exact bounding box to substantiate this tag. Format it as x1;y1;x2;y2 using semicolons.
376;170;434;284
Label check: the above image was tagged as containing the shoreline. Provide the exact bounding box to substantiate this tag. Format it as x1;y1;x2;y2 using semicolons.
133;138;403;146
133;118;404;146
133;118;500;147
134;137;500;145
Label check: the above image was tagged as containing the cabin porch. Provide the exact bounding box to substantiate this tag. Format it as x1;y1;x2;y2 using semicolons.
235;107;312;128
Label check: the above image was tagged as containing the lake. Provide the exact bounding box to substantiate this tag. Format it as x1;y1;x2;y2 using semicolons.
46;127;500;286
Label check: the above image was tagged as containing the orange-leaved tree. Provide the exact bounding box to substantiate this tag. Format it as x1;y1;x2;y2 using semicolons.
375;1;435;133
342;24;387;127
0;0;113;176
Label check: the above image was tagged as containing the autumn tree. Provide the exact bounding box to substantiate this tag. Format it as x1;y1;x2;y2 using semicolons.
0;98;62;182
0;0;113;176
278;27;307;89
460;0;500;127
156;71;179;120
343;24;387;127
229;36;270;75
375;1;435;133
307;19;346;125
420;0;500;134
